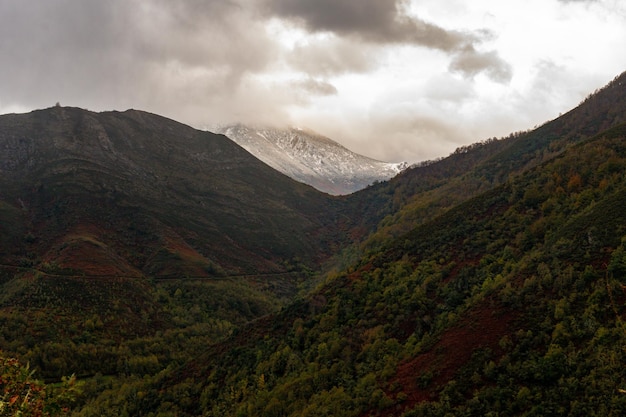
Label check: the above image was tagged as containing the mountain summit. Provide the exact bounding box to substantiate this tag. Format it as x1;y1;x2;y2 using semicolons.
217;124;407;195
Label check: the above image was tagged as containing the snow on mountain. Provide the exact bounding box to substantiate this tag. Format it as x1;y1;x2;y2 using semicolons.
217;124;408;195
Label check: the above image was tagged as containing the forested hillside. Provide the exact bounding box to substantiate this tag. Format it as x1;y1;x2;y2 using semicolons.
345;72;626;255
65;75;626;416
1;72;625;416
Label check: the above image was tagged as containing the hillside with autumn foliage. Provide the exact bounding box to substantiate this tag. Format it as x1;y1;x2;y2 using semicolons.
1;72;625;416
73;118;626;417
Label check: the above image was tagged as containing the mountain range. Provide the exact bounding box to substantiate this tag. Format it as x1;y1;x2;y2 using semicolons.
0;71;625;416
217;124;408;195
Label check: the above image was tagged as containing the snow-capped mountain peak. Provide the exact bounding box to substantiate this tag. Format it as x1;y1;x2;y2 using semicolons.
217;124;407;195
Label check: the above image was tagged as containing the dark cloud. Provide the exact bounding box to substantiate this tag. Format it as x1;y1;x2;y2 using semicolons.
263;0;400;36
264;0;510;82
265;0;469;49
449;47;513;83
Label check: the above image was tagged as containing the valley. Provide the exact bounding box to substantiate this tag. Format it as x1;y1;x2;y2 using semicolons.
1;72;626;416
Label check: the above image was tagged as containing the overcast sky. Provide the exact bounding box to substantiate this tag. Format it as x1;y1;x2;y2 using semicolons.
1;0;625;163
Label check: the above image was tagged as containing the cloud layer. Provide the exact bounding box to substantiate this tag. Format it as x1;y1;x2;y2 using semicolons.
1;0;625;163
266;0;511;82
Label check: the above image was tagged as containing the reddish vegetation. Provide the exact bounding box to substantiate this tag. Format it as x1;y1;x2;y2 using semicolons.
163;235;205;263
44;227;143;278
385;300;518;415
348;262;374;280
146;233;215;278
54;238;141;277
441;256;482;285
39;222;217;279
